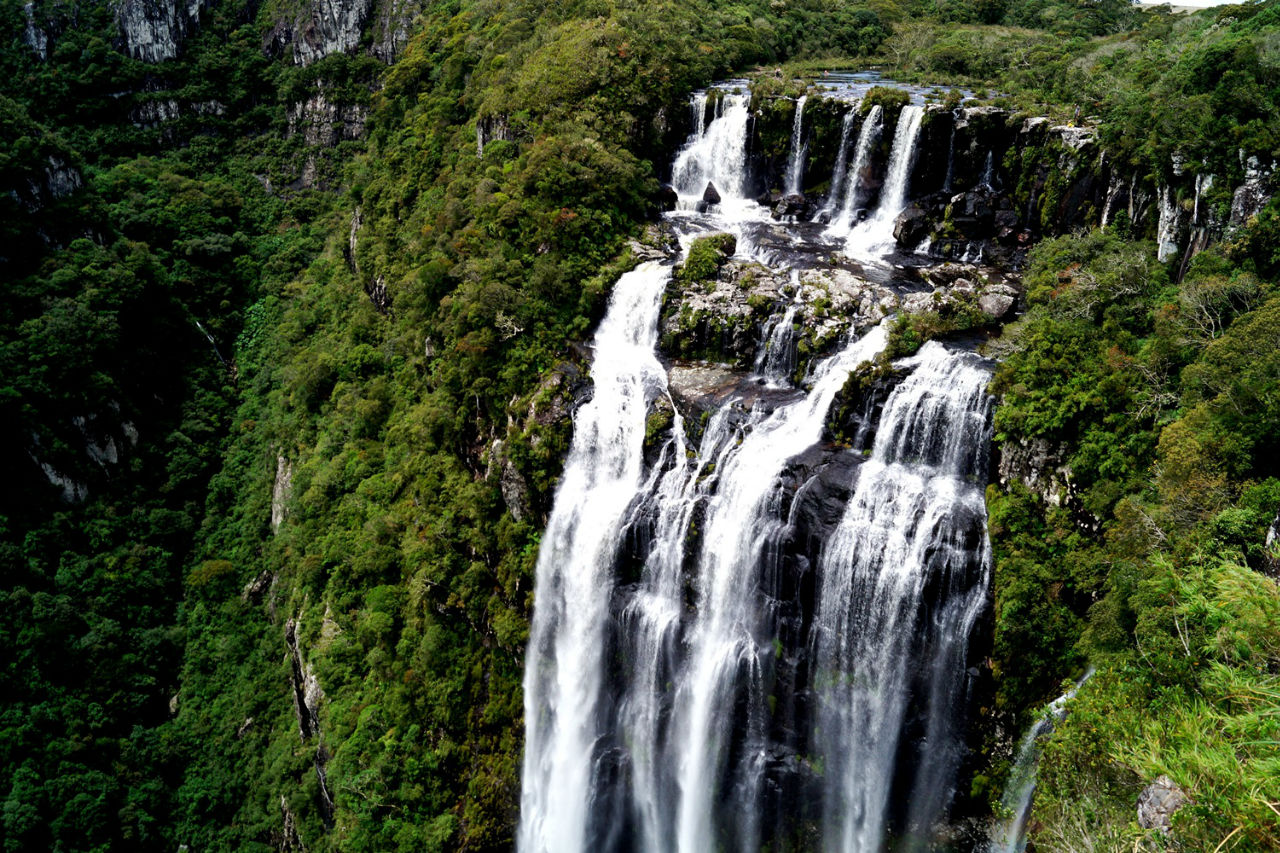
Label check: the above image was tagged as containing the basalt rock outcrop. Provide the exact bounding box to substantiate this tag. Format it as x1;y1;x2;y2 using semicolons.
742;90;1274;275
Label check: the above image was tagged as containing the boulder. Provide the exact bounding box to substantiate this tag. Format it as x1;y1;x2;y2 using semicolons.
893;204;930;247
978;291;1015;320
655;183;679;211
773;192;811;220
1137;775;1189;833
702;182;722;205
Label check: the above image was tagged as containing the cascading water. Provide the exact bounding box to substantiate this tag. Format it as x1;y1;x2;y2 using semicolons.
784;95;809;197
813;342;993;852
828;105;883;233
754;271;802;385
519;261;673;853
672;88;753;213
522;80;997;853
821;109;858;221
845;105;924;259
672;323;890;853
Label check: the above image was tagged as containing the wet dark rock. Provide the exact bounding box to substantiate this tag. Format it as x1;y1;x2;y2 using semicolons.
655;183;679;211
703;182;722;205
788;448;865;548
825;365;910;451
773;192;812;220
893;203;929;248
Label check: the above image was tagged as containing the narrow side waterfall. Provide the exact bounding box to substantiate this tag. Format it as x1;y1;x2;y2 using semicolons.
986;670;1094;853
784;95;809;196
813;342;993;852
821;109;858;220
1156;184;1182;262
519;262;673;853
845;105;924;258
754;272;802;385
981;150;995;189
829;104;883;233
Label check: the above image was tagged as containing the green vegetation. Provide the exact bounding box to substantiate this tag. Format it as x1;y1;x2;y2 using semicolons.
677;233;737;284
984;226;1280;845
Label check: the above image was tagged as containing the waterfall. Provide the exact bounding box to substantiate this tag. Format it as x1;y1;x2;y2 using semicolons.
672;89;753;211
845;105;924;259
691;92;707;140
1193;173;1214;224
519;261;673;853
828;104;883;233
943;123;957;193
521;80;997;853
672;322;890;853
784;95;809;197
1101;172;1123;226
1156;185;1182;262
821;109;858;220
753;271;802;385
981;150;995;189
812;342;993;852
986;670;1095;853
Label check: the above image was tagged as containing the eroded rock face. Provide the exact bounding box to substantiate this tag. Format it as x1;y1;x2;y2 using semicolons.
23;1;49;60
997;436;1072;506
265;0;421;66
287;90;369;147
1230;155;1275;229
293;0;374;66
42;156;81;199
271;454;294;533
1137;775;1189;832
115;0;206;63
661;258;788;367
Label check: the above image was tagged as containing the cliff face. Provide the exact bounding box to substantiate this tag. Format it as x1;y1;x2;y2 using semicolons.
746;96;1274;275
263;0;423;65
26;0;420;69
115;0;207;62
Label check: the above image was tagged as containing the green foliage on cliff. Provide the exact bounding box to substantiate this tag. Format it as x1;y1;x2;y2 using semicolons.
984;218;1280;847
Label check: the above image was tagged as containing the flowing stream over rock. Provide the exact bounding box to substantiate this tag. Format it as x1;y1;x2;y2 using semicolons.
844;105;924;259
785;96;809;197
985;670;1093;853
521;79;996;853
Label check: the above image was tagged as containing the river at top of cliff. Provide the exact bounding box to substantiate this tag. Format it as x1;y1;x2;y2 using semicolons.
664;73;980;285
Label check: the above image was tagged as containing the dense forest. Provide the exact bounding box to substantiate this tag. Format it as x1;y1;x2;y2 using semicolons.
1;0;1278;848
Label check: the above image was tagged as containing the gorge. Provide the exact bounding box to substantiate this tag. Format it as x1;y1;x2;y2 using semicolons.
5;1;1280;851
